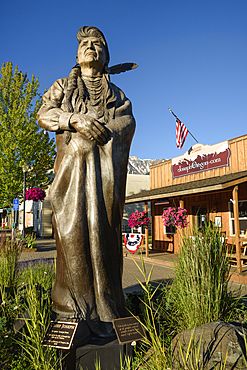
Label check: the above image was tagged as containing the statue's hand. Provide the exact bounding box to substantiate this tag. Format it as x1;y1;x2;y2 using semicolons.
70;113;109;145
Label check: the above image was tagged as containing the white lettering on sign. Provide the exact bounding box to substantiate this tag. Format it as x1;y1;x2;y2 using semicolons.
177;157;221;173
171;142;230;178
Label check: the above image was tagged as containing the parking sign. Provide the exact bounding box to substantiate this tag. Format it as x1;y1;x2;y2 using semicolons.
13;199;19;211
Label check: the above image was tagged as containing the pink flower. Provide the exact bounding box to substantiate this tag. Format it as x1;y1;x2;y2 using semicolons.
25;188;46;202
162;207;189;229
128;210;150;229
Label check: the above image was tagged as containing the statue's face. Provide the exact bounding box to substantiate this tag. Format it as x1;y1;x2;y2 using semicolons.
77;36;107;68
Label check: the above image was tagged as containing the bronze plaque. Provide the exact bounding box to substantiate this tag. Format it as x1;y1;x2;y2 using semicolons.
42;321;78;349
13;309;30;334
112;316;146;344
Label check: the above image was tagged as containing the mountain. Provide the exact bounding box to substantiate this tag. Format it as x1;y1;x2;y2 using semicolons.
128;156;165;175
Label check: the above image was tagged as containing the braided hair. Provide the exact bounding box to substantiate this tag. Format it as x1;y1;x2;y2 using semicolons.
63;65;87;114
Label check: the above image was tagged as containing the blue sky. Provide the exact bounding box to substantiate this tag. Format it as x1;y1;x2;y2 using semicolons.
1;0;247;160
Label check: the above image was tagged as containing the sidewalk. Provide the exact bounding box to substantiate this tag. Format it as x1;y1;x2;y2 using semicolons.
19;236;247;288
19;237;57;263
124;248;247;285
26;240;247;295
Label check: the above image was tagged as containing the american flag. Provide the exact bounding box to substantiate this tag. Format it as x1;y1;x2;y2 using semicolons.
176;119;188;149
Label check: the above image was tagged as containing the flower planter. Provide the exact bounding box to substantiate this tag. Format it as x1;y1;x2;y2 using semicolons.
21;248;37;252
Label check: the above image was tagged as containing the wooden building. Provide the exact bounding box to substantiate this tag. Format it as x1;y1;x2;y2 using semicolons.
18;188;53;238
125;134;247;271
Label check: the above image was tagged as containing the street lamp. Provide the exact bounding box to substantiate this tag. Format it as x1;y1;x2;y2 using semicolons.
22;162;29;238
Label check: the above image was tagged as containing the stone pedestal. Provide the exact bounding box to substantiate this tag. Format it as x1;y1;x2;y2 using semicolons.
61;337;133;370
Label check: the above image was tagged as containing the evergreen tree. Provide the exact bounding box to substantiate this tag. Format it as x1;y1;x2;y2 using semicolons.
0;62;56;207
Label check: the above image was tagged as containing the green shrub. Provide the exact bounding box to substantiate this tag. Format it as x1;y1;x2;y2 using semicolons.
15;271;59;370
0;232;23;288
171;223;239;330
0;258;56;369
17;259;55;291
127;257;170;370
16;231;37;249
24;233;37;249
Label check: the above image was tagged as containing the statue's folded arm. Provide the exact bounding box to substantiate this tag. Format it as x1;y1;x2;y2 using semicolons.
37;79;73;132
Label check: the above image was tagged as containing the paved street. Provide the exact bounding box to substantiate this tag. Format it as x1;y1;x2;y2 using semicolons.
16;236;247;296
0;231;245;297
122;256;175;293
122;257;247;297
18;238;176;293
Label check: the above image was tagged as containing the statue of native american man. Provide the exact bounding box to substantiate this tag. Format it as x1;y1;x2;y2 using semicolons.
37;26;137;344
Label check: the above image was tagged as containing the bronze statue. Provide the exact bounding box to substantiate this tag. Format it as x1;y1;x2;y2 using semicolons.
37;26;136;343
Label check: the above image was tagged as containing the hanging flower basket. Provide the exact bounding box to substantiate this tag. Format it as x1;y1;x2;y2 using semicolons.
25;188;46;202
128;210;150;230
162;207;189;229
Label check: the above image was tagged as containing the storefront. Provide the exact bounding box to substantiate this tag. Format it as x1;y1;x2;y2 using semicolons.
0;206;12;228
125;134;247;271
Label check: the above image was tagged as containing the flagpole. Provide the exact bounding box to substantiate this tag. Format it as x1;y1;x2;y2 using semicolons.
168;108;199;144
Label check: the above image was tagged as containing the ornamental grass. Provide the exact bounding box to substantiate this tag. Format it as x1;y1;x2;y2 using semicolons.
0;231;23;288
171;222;239;330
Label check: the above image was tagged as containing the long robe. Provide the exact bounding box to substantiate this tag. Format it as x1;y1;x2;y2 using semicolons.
37;75;135;335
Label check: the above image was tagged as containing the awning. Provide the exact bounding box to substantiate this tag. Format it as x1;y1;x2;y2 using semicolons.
125;170;247;204
0;207;12;213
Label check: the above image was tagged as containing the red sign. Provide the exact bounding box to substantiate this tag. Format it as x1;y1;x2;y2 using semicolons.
172;142;231;178
124;233;143;254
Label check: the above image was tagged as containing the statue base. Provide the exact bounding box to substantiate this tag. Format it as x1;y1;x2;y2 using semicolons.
60;337;133;370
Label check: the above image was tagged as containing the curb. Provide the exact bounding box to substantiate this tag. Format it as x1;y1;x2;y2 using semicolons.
123;253;175;268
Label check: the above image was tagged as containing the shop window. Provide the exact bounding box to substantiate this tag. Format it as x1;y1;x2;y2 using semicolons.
122;225;131;233
229;201;247;237
164;224;176;235
132;226;143;234
192;205;207;230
